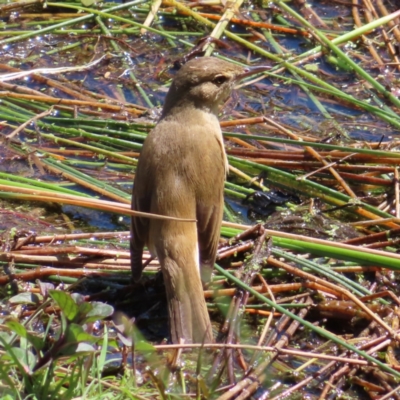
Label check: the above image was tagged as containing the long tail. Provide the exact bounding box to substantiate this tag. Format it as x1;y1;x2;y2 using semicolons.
162;256;213;343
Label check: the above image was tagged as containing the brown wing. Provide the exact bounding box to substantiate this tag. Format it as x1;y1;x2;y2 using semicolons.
196;132;226;283
197;200;224;283
130;143;154;281
130;193;149;281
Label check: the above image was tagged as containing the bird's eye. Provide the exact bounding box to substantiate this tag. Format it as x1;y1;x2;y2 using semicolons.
213;75;228;86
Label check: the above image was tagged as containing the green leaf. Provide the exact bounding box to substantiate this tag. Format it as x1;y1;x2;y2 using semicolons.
8;292;41;305
131;324;156;353
85;302;114;322
61;342;95;358
0;395;15;400
66;323;96;344
6;320;44;352
3;347;35;372
49;290;79;322
0;331;12;345
60;324;96;356
77;301;93;321
6;320;27;338
75;342;95;353
98;325;108;371
135;340;156;352
26;333;44;352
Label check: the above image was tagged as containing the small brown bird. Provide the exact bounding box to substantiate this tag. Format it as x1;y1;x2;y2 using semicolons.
131;56;264;343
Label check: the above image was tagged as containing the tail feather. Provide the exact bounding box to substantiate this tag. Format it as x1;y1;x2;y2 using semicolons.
130;239;144;282
162;256;213;344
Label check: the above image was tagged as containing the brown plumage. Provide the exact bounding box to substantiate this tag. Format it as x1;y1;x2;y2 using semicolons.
130;57;253;343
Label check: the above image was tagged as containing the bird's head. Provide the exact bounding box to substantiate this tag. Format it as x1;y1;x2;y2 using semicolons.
162;57;268;116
